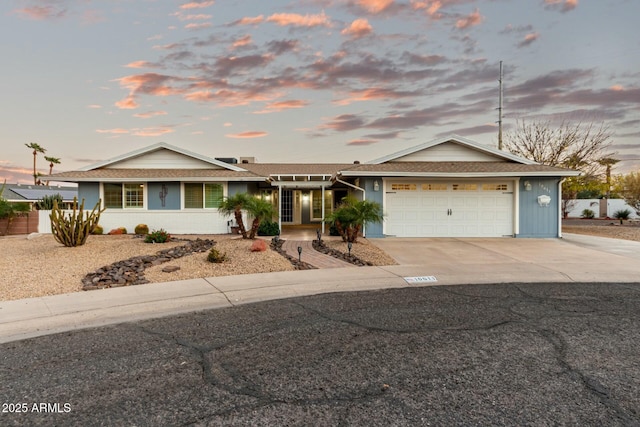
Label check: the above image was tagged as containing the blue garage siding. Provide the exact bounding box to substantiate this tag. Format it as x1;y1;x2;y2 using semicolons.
362;178;384;238
517;178;561;238
148;182;180;210
78;182;100;207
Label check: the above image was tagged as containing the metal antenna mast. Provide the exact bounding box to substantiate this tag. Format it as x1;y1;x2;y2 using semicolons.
498;60;503;150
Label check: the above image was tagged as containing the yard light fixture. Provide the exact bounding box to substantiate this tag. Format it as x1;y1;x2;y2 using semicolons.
316;229;321;242
524;181;532;191
347;241;353;256
297;245;302;261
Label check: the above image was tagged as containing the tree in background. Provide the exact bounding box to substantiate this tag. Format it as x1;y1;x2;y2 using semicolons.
504;120;615;217
618;171;640;215
44;156;61;185
24;142;46;185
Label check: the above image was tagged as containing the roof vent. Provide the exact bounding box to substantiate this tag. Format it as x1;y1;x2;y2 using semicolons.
353;160;360;164
240;157;256;164
215;157;238;164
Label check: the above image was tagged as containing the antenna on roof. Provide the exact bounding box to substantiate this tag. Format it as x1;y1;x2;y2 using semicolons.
497;60;503;150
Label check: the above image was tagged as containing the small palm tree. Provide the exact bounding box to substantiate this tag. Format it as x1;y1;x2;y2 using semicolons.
217;193;251;238
327;195;383;243
245;197;277;239
44;156;61;185
25;142;46;185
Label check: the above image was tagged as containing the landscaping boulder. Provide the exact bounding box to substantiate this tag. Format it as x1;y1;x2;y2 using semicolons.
250;239;268;252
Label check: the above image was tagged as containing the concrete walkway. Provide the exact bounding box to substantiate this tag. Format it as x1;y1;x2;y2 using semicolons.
281;239;355;269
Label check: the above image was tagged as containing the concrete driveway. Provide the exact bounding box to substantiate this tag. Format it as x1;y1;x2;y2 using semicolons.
371;233;640;285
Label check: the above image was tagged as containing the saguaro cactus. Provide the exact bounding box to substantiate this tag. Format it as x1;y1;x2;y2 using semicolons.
50;197;105;247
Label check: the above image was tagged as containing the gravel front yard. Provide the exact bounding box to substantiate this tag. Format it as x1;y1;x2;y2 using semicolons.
0;234;395;302
563;219;640;242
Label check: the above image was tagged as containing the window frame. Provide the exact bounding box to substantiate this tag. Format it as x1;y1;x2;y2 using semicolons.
182;182;226;209
102;183;145;209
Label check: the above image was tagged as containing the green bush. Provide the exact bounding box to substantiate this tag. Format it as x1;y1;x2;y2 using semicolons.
613;209;632;221
257;220;280;236
581;209;595;219
207;248;227;263
91;225;104;235
134;224;149;235
144;228;171;243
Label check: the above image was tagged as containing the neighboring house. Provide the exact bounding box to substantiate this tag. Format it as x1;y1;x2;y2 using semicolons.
46;136;578;238
1;183;78;209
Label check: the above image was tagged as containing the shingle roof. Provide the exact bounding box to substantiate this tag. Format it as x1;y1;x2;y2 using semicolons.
339;162;578;176
48;168;265;182
241;163;355;176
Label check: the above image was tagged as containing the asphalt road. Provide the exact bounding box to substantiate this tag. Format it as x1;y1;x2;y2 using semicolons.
1;282;639;426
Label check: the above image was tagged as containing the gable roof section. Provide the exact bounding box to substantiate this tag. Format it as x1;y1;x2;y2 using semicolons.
48;169;264;182
367;135;538;165
78;142;247;172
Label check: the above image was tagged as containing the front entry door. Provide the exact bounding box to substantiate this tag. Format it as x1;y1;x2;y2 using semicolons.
281;189;302;224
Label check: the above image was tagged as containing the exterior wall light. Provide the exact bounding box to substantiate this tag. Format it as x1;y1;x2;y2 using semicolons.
537;195;551;207
302;193;309;202
373;180;380;192
524;181;532;191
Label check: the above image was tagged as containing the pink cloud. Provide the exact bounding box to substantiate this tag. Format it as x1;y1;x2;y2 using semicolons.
14;6;66;20
543;0;578;12
87;104;102;109
115;96;139;110
131;127;175;137
610;85;624;91
225;131;268;138
133;111;168;119
455;9;483;29
125;61;153;69
266;12;331;27
253;100;309;114
235;15;264;25
232;35;253;49
518;32;540;48
184;89;280;107
341;19;373;38
347;139;377;145
180;1;215;9
411;0;444;18
334;88;418;105
175;13;212;21
357;0;394;14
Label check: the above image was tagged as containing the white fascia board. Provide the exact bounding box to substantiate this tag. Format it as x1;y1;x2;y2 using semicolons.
338;171;580;178
270;181;333;188
67;177;264;183
366;134;538;165
79;142;248;172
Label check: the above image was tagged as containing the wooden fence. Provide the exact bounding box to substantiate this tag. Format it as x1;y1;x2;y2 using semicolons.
0;210;39;236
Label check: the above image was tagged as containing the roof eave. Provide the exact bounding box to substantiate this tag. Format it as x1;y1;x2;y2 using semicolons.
338;171;580;178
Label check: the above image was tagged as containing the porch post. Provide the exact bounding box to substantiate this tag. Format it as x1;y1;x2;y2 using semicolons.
321;183;325;234
278;184;282;234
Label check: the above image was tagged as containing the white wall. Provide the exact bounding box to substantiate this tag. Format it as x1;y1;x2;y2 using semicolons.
39;210;236;234
566;199;638;219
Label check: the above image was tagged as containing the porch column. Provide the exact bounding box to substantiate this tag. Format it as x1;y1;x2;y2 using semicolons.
321;183;325;234
278;184;282;234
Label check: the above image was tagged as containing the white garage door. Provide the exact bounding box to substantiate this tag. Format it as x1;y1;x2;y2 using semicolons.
385;181;513;237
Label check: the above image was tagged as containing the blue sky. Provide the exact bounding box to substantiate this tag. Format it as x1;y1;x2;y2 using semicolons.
2;0;639;184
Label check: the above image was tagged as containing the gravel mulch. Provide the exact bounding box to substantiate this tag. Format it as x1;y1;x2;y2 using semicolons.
322;238;398;266
562;219;640;242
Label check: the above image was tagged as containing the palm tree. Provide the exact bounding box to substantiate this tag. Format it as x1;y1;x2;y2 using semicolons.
245;197;277;239
25;142;46;185
217;193;251;238
44;156;61;185
327;195;383;243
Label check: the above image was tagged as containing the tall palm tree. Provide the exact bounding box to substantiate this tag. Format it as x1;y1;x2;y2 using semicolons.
24;142;46;185
217;193;251;238
44;156;61;185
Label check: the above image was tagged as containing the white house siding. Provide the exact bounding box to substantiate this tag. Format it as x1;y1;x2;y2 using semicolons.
390;142;506;162
39;210;232;234
107;150;223;169
566;199;638;219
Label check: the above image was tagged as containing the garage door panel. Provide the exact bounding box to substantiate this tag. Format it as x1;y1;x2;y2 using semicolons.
385;181;513;237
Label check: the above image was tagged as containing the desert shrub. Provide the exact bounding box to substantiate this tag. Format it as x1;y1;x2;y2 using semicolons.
91;225;104;235
581;209;595;219
134;224;149;235
144;228;171;243
257;220;280;236
613;209;632;221
207;247;227;263
36;194;64;210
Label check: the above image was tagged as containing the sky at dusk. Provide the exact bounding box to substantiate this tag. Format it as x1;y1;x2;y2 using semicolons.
1;0;639;184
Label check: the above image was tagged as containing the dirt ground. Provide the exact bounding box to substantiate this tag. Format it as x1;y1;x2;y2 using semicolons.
563;218;640;242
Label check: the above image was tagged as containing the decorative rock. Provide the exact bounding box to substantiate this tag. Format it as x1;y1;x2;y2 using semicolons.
162;265;180;273
250;239;268;252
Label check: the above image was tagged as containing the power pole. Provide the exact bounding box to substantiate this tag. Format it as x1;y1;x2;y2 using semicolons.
497;60;503;150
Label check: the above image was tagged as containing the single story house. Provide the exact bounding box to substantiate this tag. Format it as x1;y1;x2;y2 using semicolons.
46;136;579;238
